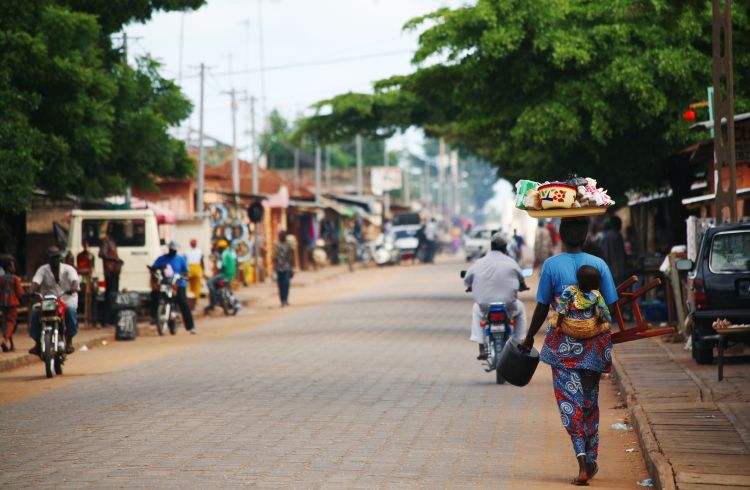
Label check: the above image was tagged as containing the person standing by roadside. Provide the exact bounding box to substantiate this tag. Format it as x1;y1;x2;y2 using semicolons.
522;218;618;486
151;241;196;334
546;219;560;253
601;216;627;287
0;258;25;352
273;230;294;307
424;218;438;263
185;239;204;309
99;225;122;328
534;220;553;267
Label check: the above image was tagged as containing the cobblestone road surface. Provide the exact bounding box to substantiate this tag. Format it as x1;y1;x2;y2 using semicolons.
0;261;646;489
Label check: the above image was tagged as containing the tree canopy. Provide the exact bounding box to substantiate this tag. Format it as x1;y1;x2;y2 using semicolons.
0;0;204;213
299;0;750;197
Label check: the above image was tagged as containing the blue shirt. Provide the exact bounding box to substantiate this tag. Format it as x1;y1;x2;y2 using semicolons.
537;253;618;306
152;254;189;288
537;252;619;373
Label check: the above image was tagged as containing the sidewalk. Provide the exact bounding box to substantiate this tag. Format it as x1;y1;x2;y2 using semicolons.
0;263;355;373
613;337;750;489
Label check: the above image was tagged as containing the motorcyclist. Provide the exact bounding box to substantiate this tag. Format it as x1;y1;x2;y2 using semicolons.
463;232;528;360
28;247;80;355
204;239;238;313
151;241;196;334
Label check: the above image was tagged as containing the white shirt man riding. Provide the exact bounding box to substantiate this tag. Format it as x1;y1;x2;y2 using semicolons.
463;232;528;359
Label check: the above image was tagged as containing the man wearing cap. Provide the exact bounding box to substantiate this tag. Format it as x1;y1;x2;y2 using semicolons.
151;241;195;333
463;232;528;360
28;247;80;355
204;240;238;313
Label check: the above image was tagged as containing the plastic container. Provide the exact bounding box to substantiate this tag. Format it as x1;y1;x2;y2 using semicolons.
497;339;540;387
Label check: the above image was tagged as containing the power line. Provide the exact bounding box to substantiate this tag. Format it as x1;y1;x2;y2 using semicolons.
182;49;413;79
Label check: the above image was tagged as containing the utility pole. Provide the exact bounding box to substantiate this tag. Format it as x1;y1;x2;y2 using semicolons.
712;0;737;223
383;141;390;219
250;96;258;195
423;158;429;204
293;148;300;185
315;145;322;204
197;63;206;214
402;147;410;204
325;145;331;189
450;150;459;218
356;134;364;196
438;137;446;217
223;89;240;202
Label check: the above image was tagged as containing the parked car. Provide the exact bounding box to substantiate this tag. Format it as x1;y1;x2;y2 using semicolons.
67;209;163;295
390;224;421;262
678;222;750;364
464;226;495;262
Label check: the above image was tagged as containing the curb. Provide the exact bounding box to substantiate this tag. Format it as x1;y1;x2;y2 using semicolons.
611;353;677;490
0;331;114;374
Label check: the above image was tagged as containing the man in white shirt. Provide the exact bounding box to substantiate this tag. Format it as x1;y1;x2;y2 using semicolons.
463;233;528;360
424;218;439;263
28;247;80;355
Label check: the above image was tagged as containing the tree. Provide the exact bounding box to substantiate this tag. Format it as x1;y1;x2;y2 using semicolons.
299;0;750;197
0;0;204;213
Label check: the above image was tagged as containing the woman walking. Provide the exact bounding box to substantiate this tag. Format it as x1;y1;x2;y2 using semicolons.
522;218;619;486
273;230;294;307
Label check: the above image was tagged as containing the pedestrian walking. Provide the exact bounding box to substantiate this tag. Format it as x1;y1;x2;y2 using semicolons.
534;220;553;267
273;230;294;307
98;225;122;328
0;257;25;352
522;218;619;486
185;239;204;308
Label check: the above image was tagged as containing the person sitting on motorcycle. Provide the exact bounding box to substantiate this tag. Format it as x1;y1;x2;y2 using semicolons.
204;239;237;314
463;232;528;360
28;247;80;355
151;241;196;334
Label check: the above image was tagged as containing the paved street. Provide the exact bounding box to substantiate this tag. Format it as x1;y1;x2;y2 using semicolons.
0;260;647;489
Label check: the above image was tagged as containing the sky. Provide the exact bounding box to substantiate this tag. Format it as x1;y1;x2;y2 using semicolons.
125;0;468;159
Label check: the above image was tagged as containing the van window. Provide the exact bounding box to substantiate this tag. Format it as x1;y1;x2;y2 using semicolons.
470;229;492;239
710;231;750;272
82;219;146;248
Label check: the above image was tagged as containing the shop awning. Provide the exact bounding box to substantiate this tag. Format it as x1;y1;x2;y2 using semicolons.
681;187;750;207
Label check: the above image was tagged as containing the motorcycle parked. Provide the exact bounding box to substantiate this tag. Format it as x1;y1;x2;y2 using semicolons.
150;267;181;335
215;278;239;316
34;292;67;378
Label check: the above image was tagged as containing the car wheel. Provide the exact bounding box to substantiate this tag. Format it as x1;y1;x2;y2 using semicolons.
692;334;714;365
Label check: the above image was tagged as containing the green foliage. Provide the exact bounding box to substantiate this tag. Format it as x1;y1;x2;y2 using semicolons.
300;0;750;196
0;0;203;213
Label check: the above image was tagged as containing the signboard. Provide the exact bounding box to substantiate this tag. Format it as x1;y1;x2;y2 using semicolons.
371;167;402;196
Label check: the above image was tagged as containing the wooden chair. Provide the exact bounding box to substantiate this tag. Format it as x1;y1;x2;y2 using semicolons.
611;275;676;344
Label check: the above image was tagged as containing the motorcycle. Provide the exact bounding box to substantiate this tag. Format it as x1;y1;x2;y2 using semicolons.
150;267;181;336
215;278;239;316
479;302;513;384
34;292;67;378
461;268;532;385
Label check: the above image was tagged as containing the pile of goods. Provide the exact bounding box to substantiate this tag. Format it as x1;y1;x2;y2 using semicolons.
713;318;750;331
515;176;615;211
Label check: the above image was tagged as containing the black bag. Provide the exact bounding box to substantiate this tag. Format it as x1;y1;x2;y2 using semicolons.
115;309;137;341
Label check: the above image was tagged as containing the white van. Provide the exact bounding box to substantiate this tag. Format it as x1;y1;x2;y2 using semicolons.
67;209;163;294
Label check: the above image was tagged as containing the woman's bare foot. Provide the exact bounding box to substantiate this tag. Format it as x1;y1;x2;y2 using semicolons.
571;455;590;486
587;461;598;480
